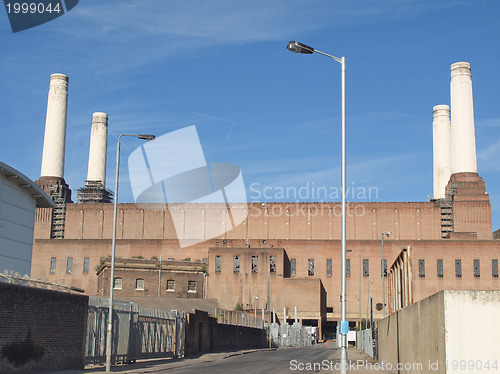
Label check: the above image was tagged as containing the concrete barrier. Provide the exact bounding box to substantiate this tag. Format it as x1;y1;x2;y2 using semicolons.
378;290;500;374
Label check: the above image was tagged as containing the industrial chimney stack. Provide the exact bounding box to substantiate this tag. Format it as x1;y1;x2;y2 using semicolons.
86;112;108;187
450;62;477;174
40;73;69;179
432;105;451;199
77;112;112;204
436;62;492;240
36;73;72;239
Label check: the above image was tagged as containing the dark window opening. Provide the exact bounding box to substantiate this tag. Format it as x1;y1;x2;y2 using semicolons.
418;259;425;278
233;256;240;273
381;259;387;277
363;259;369;277
492;259;498;278
50;257;56;273
308;259;314;276
455;259;462;278
474;259;480;278
346;259;351;277
270;256;277;273
290;259;296;276
437;259;443;278
326;259;332;276
188;281;197;292
66;257;73;274
83;257;89;274
252;256;258;273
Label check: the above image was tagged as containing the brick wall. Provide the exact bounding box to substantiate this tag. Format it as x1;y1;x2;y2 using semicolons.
185;309;266;355
0;282;88;373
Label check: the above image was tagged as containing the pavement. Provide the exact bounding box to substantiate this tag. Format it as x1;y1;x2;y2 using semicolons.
45;348;277;374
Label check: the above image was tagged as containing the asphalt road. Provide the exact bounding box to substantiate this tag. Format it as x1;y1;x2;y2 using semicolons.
165;344;338;374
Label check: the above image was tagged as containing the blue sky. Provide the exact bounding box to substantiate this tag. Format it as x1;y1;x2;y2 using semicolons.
1;0;499;230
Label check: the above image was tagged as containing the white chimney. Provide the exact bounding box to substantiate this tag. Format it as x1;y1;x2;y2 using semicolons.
40;73;69;178
86;112;108;187
433;105;452;199
450;62;477;174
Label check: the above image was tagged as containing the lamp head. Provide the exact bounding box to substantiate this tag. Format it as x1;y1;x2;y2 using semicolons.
287;41;314;54
138;134;155;141
382;231;391;237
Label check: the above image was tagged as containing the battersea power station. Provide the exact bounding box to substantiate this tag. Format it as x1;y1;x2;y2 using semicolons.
31;63;499;340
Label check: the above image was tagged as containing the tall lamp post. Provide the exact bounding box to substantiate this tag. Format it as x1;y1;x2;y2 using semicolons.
254;296;259;325
287;40;348;373
381;231;391;318
106;133;155;372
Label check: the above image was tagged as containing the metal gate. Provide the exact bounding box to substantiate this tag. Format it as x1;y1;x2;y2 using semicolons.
85;297;186;365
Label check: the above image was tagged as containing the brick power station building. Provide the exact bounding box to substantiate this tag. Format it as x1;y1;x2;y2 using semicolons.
30;63;499;339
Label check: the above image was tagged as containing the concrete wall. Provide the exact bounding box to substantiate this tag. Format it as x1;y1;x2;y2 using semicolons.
379;290;500;374
444;291;500;373
0;282;88;373
379;291;446;374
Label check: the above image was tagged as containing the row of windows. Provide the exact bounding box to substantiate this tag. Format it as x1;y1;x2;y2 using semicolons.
50;257;89;274
293;258;386;277
215;255;278;273
214;255;499;279
113;278;197;292
418;259;499;278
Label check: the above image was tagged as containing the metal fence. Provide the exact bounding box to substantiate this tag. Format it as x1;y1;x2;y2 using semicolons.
356;328;375;358
85;297;186;365
269;322;315;347
213;308;264;329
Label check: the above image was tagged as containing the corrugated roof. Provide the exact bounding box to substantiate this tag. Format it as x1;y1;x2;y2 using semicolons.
0;161;55;208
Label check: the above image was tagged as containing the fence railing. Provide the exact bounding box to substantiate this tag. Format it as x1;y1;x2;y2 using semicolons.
213;308;265;329
85;297;186;365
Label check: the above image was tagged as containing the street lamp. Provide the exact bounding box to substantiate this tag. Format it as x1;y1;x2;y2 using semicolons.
287;40;348;373
366;280;374;329
106;133;155;372
381;231;391;318
254;296;259;324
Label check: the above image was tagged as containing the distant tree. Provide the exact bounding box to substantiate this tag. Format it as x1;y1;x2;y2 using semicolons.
235;303;244;311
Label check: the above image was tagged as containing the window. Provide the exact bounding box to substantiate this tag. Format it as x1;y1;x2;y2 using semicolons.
50;257;56;273
437;259;444;278
493;260;498;278
308;259;314;276
418;259;425;278
363;259;369;277
135;278;145;290
270;256;277;273
83;257;89;275
346;259;351;277
166;280;175;291
326;259;332;276
290;259;296;276
188;281;197;292
233;256;240;272
215;256;222;272
455;260;462;278
381;259;387;277
252;256;258;272
113;277;122;290
474;259;480;278
66;257;73;274
202;258;209;266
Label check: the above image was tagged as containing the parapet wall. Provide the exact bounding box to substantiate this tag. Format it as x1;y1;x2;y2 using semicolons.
378;290;500;374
